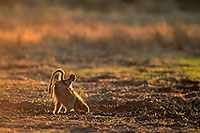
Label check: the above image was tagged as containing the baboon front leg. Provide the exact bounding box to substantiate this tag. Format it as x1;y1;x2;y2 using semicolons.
53;102;62;114
64;108;69;114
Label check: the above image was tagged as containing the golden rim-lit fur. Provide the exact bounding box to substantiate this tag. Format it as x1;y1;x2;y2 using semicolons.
48;68;65;97
48;68;90;114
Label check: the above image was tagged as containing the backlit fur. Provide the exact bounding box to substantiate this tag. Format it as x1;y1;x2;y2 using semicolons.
48;68;90;114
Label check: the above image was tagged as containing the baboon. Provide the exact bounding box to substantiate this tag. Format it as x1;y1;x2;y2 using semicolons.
48;68;89;114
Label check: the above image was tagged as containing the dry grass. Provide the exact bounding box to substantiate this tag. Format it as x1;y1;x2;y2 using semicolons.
0;20;199;42
0;20;200;63
0;5;200;63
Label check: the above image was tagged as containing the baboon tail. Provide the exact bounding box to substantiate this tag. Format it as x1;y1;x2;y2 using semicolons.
48;68;65;95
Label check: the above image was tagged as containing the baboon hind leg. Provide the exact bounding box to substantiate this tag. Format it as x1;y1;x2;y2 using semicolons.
53;102;63;114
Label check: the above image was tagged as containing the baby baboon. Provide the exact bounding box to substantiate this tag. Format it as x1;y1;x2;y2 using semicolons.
48;68;89;114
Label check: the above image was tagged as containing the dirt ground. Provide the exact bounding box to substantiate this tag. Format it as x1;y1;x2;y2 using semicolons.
0;57;199;132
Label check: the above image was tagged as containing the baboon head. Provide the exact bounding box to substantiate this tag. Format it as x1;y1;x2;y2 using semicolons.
69;74;76;82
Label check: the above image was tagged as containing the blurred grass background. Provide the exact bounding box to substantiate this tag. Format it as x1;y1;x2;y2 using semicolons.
0;0;200;65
